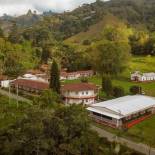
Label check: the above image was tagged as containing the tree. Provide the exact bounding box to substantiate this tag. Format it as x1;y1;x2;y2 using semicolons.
4;53;25;76
0;27;4;38
130;85;142;95
113;86;125;98
129;31;149;55
53;104;101;155
102;75;113;97
92;41;131;75
37;89;61;108
49;60;60;94
8;22;24;43
41;46;52;64
0;104;102;155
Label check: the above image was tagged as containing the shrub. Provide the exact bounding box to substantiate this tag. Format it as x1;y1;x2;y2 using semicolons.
81;77;88;83
113;86;125;97
82;39;91;45
130;85;142;95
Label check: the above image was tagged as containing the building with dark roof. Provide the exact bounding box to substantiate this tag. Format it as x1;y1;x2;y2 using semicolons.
11;79;49;93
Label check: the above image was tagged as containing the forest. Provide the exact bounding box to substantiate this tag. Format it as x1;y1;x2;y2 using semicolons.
1;0;155;77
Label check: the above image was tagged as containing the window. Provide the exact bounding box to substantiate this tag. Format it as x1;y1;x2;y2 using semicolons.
82;92;84;95
86;91;88;95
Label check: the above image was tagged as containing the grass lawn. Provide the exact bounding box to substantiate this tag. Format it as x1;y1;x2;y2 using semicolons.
93;115;155;147
63;75;155;97
125;115;155;146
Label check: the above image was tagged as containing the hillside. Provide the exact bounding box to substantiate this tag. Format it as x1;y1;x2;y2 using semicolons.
64;14;130;48
1;0;155;39
1;0;155;76
0;10;42;35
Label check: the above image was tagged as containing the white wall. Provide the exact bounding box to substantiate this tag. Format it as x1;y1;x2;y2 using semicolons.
66;98;95;105
1;80;12;88
63;90;95;98
63;90;96;105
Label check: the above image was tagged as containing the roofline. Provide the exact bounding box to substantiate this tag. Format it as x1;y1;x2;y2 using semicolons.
89;105;155;119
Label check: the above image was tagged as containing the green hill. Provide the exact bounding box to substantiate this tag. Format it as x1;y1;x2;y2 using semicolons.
64;14;132;49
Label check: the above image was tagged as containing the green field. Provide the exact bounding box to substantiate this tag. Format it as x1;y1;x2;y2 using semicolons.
125;115;155;146
94;115;155;147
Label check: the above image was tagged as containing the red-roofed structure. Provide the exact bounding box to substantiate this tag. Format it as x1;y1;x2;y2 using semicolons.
11;79;49;93
61;83;98;105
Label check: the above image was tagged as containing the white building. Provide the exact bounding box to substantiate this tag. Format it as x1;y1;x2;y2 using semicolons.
131;71;155;82
61;83;98;105
87;95;155;129
1;80;13;88
18;73;48;83
60;70;94;80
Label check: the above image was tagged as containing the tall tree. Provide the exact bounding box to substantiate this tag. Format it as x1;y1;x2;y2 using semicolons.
49;60;60;94
102;75;113;97
0;27;4;38
8;22;24;43
92;41;130;75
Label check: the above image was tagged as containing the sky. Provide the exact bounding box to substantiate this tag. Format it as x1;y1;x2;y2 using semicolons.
0;0;101;16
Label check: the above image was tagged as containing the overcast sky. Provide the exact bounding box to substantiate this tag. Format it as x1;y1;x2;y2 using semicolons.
0;0;103;16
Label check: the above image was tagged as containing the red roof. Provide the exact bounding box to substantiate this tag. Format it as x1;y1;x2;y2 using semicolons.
0;75;7;81
61;83;97;91
12;79;49;90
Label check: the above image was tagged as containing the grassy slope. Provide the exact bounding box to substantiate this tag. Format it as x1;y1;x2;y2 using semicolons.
94;115;155;147
0;95;30;129
64;14;123;49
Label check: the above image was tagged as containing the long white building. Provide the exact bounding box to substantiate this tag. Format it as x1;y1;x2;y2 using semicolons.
87;95;155;129
131;71;155;82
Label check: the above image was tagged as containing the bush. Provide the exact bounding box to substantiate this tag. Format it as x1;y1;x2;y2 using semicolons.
130;85;142;95
113;86;125;97
82;39;91;45
81;77;88;83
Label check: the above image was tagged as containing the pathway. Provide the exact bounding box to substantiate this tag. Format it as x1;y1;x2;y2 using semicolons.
92;125;155;155
0;88;32;104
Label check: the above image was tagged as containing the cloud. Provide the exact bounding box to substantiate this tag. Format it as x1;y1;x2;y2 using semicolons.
0;0;97;16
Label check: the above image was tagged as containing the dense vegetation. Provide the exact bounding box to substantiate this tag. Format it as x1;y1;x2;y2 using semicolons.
0;94;142;155
1;0;155;76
